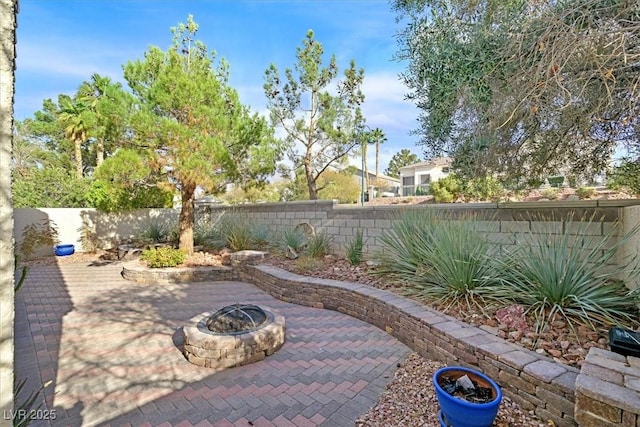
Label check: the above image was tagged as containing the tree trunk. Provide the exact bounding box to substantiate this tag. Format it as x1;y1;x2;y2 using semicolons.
75;138;83;178
375;142;380;178
179;183;196;255
305;163;318;200
96;139;104;167
363;142;369;193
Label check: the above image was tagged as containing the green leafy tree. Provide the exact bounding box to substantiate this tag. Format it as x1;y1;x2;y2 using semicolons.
124;16;281;254
11;121;58;178
384;149;419;178
22;99;73;171
12;167;90;208
86;149;173;211
317;170;360;203
77;73;132;168
264;30;365;200
608;159;640;195
393;0;640;182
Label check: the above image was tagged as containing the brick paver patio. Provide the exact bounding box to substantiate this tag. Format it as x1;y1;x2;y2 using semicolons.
14;262;410;426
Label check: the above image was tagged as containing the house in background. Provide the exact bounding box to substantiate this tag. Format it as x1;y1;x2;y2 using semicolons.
351;167;402;197
399;157;452;196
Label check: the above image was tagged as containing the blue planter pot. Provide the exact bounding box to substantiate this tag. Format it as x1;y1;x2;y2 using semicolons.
54;244;75;257
434;366;502;427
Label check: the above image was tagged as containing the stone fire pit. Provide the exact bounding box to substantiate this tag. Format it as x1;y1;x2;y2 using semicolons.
182;304;285;369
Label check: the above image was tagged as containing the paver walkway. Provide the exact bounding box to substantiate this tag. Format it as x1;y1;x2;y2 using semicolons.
14;262;410;427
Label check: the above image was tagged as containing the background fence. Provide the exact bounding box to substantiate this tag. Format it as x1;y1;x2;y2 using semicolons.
13;199;640;287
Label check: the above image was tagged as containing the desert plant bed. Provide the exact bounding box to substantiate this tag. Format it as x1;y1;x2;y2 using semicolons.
267;254;625;368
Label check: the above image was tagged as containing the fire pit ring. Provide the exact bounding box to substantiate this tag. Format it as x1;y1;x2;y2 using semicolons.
182;304;285;369
206;303;267;334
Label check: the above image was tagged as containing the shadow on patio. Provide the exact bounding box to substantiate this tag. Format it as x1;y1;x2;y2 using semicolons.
18;262;409;426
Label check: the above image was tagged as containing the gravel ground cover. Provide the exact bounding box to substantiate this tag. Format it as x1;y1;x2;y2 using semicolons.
355;353;546;427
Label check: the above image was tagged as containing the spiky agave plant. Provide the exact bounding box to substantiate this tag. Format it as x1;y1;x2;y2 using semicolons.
374;209;501;311
496;216;640;333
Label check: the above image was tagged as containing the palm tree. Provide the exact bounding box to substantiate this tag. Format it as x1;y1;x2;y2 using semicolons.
370;128;387;178
359;129;376;193
58;96;90;178
77;73;128;168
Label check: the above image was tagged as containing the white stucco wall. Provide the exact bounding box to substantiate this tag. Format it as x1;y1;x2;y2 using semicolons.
13;208;179;258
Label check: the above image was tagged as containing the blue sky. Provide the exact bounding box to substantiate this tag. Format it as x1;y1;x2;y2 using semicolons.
15;0;422;173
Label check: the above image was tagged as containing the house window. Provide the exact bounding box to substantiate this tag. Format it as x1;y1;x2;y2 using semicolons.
402;176;415;186
442;167;450;173
419;174;431;185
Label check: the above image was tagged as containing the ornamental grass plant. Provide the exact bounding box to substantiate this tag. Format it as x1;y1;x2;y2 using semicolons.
205;213;265;252
375;209;501;311
306;232;333;258
273;227;308;256
346;229;364;265
137;219;172;244
495;216;640;333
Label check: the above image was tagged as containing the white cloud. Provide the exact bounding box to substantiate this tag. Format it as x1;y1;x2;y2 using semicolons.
360;71;417;131
17;41;127;82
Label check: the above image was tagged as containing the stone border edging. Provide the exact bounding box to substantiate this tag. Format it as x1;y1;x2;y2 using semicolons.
237;264;580;427
121;261;234;284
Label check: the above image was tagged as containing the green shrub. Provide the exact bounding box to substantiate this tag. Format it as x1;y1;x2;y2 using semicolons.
415;186;427;196
495;217;640;332
526;177;545;189
346;230;364;265
464;176;504;201
200;213;273;252
429;175;461;203
167;224;180;245
541;188;559;200
374;210;500;309
607;160;640;195
226;226;254;252
306;233;332;258
374;209;437;279
141;247;186;268
575;187;596;200
431;187;454;203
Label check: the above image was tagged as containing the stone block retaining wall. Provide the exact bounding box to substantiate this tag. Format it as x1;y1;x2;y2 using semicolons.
237;263;580;427
576;348;640;426
205;200;640;288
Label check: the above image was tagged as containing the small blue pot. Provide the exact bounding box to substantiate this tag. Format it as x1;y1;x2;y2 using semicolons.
434;366;502;427
54;244;75;256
